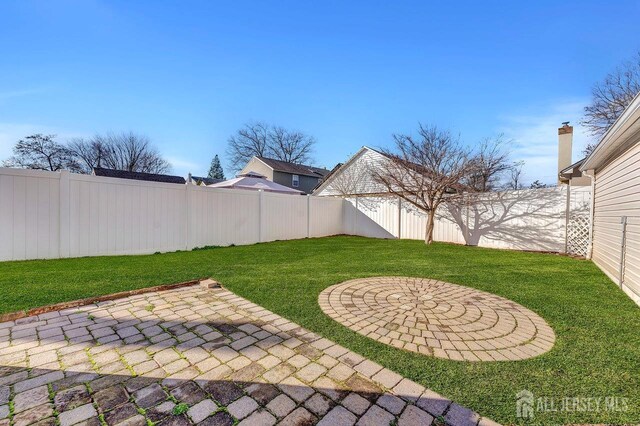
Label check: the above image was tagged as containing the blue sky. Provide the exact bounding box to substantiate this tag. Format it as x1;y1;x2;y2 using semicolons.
1;1;639;184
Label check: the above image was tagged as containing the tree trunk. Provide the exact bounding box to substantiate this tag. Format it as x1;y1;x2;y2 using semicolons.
424;209;436;244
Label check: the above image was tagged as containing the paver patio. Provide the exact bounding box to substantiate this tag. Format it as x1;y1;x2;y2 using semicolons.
319;277;555;361
0;281;498;426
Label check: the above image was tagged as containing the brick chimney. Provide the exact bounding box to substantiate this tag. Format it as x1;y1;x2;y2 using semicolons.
558;122;573;185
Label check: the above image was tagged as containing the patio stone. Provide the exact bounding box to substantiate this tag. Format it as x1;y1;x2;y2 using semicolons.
13;404;54;426
279;407;317;425
238;409;276;426
319;276;555;361
58;403;97;426
145;401;175;423
54;385;91;412
397;405;433;426
227;395;258;419
93;386;129;412
187;399;218;423
342;392;371;415
0;283;494;426
356;405;395;426
199;411;234;426
103;403;138;425
317;406;357;426
266;393;296;418
304;392;334;416
14;386;49;413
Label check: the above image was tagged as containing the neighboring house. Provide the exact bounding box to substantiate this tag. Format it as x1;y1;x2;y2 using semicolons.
187;174;223;186
93;168;186;184
313;146;391;196
208;171;303;194
240;157;331;194
580;92;640;306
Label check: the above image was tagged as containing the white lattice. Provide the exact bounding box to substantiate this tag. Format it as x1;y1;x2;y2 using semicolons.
567;215;590;257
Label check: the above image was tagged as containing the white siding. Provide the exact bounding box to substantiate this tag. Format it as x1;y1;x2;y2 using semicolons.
592;141;640;304
317;148;389;196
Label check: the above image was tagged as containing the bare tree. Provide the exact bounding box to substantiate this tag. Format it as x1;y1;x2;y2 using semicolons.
70;132;171;174
582;141;598;157
507;161;525;190
464;135;512;192
268;126;315;163
326;163;369;196
581;51;640;140
372;125;474;244
226;122;315;171
3;134;80;172
68;137;110;174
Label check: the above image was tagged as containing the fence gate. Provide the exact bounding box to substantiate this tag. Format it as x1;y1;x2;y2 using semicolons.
566;187;591;257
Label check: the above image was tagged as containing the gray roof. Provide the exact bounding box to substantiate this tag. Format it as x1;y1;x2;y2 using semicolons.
191;176;223;185
93;168;186;184
257;157;331;178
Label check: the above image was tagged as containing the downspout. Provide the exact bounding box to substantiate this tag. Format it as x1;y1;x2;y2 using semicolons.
582;169;596;259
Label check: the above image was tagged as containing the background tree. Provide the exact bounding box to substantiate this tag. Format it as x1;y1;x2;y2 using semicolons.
2;134;80;172
371;125;474;244
226;122;315;171
581;51;640;144
68;137;109;174
507;161;525;190
529;180;548;189
69;132;171;174
464;135;512;192
208;154;225;180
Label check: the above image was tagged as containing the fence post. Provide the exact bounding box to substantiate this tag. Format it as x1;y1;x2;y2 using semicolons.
355;197;359;235
619;216;628;287
397;196;402;239
258;190;263;242
564;184;571;254
59;170;70;258
185;183;192;250
307;195;311;238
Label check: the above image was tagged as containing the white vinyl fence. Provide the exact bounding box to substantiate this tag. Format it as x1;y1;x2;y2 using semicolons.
342;187;591;253
0;167;593;261
0;168;346;261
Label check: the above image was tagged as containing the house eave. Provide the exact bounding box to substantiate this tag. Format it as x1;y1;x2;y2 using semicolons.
581;92;640;171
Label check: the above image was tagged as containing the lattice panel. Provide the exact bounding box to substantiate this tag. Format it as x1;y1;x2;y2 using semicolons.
567;215;590;257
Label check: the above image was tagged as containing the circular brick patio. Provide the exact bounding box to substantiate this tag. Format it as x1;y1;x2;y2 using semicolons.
319;277;555;361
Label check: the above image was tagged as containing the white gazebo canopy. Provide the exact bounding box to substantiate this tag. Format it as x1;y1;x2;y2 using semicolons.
207;171;304;195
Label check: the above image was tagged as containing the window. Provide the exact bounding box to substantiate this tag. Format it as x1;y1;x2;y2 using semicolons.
292;174;299;187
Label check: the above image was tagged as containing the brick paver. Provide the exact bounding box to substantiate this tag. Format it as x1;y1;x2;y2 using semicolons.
0;282;498;425
319;277;555;361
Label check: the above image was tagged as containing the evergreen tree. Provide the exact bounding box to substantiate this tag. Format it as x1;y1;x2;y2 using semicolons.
529;180;548;189
208;155;225;180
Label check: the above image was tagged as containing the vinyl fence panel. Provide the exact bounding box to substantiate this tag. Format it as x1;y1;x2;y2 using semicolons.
340;187;589;252
0;169;61;261
0;168;347;261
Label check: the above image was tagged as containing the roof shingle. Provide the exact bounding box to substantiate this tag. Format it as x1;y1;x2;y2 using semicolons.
256;157;331;178
93;168;186;184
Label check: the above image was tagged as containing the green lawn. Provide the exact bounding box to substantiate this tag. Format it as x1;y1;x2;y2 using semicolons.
1;236;638;425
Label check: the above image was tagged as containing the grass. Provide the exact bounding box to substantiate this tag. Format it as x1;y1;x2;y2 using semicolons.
1;236;638;425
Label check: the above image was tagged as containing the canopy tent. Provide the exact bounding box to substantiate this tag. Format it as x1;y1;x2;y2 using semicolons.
207;171;304;195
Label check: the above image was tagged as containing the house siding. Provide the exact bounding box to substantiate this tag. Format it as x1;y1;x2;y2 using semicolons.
315;148;389;196
272;171;318;194
240;158;274;180
592;140;640;305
